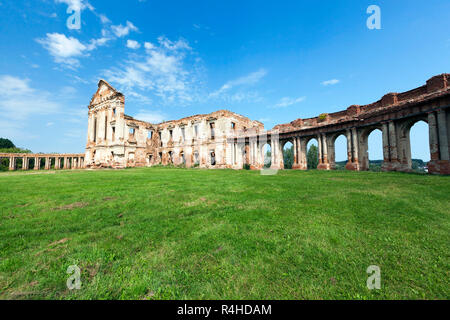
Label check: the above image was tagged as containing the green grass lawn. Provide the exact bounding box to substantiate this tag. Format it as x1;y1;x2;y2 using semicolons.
0;167;449;300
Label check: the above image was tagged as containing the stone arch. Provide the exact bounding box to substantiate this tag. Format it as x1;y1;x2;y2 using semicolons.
359;125;383;171
397;115;429;171
281;139;294;169
261;141;272;168
327;131;348;170
305;136;319;169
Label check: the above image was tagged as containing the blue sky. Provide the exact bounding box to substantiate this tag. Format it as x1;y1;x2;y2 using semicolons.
0;0;449;161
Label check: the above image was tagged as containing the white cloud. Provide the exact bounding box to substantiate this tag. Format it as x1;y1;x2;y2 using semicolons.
271;96;306;108
36;33;87;67
111;21;138;37
157;36;191;51
321;79;340;86
126;40;141;49
86;36;110;50
99;14;110;24
144;42;155;50
37;33;110;68
103;36;201;105
210;69;267;98
133;110;166;124
0;75;61;120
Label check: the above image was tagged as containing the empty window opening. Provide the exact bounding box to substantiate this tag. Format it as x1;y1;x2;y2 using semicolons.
210;122;215;139
194;152;199;164
93;117;97;142
194;125;199;137
148;130;153;139
104;116;108;140
181;127;185;141
306;139;319;169
367;129;383;171
210;150;216;166
283;141;294;169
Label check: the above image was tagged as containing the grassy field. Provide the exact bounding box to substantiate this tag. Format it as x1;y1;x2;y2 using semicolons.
0;167;449;300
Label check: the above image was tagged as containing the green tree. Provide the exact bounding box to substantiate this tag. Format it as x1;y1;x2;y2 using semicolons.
0;139;32;171
264;151;271;168
307;144;318;169
0;138;15;149
283;145;294;169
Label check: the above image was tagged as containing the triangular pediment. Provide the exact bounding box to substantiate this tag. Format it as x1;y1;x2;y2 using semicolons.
89;80;122;106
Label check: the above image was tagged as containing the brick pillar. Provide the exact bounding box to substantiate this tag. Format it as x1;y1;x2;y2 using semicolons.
34;157;40;170
388;121;398;164
437;110;449;161
351;128;359;169
317;134;323;166
299;138;308;170
9;156;15;170
292;137;301;169
318;134;331;170
381;122;393;172
22;157;28;170
428;112;439;161
429;109;450;174
345;129;357;170
44;157;49;170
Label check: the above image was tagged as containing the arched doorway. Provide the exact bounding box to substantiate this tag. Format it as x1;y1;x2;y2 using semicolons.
409;120;429;172
366;128;383;171
282;141;294;169
329;133;348;170
263;143;271;168
306;138;319;169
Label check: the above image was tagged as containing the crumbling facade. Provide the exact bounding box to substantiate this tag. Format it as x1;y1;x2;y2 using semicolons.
231;74;450;175
3;74;449;175
84;80;264;169
84;75;450;174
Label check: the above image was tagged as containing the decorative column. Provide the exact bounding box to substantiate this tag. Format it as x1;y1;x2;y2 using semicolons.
318;134;331;170
429;109;450;174
299;138;308;170
388;121;398;164
381;122;392;171
345;129;356;170
22;157;28;170
9;156;15;171
437;110;449;161
317;134;323;166
44;157;49;170
34;157;40;170
293;138;298;165
428;112;440;161
351;128;359;170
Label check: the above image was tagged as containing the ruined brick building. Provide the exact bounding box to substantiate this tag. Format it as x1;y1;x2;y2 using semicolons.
5;74;447;174
84;74;450;175
84;80;264;169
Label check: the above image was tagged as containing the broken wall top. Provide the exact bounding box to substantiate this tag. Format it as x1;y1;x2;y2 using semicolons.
273;73;449;133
